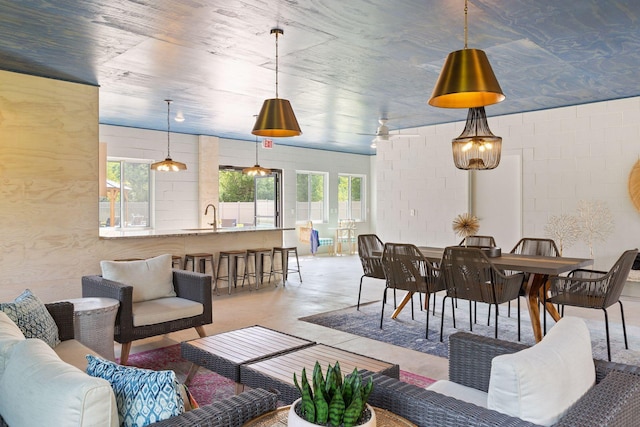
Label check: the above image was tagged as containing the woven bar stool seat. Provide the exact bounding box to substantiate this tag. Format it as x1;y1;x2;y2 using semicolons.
244;248;274;290
270;247;302;286
184;253;215;276
216;250;248;295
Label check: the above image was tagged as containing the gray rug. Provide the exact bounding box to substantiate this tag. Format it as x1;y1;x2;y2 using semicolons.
300;295;640;365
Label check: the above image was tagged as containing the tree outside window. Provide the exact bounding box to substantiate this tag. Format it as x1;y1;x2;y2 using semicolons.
338;174;364;221
296;171;326;222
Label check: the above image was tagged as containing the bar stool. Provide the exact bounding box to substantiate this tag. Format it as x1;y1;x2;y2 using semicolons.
184;253;215;275
244;248;274;290
216;250;247;294
171;255;182;269
270;247;302;286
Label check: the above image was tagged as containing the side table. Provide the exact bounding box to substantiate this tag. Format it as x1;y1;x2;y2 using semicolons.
63;297;119;361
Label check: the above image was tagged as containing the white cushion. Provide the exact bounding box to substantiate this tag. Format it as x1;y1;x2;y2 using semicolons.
101;254;176;303
54;339;99;371
487;316;595;426
0;311;25;376
427;380;488;408
132;297;204;327
0;339;118;427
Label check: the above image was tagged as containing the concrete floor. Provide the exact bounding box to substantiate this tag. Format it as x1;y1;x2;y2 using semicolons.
121;253;640;381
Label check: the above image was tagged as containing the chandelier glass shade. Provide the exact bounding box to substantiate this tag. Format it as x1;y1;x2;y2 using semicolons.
252;28;301;137
451;107;502;170
150;99;187;172
428;0;504;108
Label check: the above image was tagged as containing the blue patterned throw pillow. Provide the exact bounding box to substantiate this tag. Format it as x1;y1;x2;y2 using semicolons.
86;355;184;427
0;289;60;348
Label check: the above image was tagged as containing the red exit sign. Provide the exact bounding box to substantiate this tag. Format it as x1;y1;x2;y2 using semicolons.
262;139;274;149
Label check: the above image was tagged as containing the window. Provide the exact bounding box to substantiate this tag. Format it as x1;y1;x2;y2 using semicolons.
338;174;364;221
296;171;327;222
100;159;151;228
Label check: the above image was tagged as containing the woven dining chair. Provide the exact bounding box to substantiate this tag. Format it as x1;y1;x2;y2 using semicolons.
547;249;638;361
507;237;560;317
458;235;497;247
357;234;386;310
380;243;445;339
439;246;524;342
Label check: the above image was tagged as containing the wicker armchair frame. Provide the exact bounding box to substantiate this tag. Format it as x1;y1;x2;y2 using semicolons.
547;249;638;361
380;243;445;339
440;247;524;341
357;234;386;310
362;331;640;427
82;269;212;365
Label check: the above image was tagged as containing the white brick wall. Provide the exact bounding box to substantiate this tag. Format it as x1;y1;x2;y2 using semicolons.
376;97;640;269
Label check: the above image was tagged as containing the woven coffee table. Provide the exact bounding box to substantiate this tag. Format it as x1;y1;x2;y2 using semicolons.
181;325;314;393
240;344;400;404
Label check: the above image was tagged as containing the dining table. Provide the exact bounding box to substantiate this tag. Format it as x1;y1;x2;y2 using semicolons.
389;246;593;342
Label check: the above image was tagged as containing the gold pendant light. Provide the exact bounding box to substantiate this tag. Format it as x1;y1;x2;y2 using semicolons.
243;135;272;176
429;0;504;108
252;28;302;137
451;107;502;170
150;99;187;172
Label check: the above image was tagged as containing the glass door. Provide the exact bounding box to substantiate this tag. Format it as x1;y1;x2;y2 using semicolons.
218;167;281;227
255;174;280;227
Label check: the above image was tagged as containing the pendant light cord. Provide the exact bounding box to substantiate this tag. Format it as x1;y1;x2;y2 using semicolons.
464;0;468;49
166;100;172;157
275;30;279;98
255;136;259;164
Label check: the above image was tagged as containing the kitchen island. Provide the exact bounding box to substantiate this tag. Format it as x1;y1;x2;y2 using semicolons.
97;226;295;291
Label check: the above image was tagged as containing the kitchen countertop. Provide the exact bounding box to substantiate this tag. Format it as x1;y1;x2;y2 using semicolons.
99;226;294;239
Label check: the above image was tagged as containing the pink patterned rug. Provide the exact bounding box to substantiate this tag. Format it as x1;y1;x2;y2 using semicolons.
126;344;435;406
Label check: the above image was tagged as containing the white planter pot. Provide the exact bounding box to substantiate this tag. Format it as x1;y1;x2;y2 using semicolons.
287;398;376;427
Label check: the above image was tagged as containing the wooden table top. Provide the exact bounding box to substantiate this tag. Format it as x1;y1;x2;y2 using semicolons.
244;405;416;427
416;246;592;275
243;344;397;385
182;325;313;364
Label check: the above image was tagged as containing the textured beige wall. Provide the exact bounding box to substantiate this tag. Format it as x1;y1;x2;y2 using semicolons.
0;70;99;302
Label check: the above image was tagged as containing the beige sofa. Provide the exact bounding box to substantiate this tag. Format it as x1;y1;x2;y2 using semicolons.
0;302;276;427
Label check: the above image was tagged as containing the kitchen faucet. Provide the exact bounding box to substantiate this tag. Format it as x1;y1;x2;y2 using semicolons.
204;203;217;230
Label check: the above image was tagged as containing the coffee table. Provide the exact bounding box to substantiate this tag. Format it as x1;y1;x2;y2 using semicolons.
180;325;314;393
240;344;400;404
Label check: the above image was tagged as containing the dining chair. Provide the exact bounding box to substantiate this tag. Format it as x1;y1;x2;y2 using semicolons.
546;249;638;361
357;234;386;310
458;235;497;247
507;237;560;317
380;243;445;339
439;246;524;342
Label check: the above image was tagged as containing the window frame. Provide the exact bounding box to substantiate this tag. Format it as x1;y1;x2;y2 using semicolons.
101;157;153;229
296;170;328;223
338;173;366;222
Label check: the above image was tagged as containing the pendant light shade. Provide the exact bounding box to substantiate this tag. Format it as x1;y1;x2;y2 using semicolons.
252;28;301;137
151;99;187;172
429;0;504;108
429;48;504;108
252;98;301;137
451;107;501;170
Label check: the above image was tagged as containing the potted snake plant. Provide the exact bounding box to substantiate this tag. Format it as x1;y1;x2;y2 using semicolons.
288;361;376;427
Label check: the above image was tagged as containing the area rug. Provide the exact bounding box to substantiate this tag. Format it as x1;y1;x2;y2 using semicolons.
300;297;640;365
126;344;435;406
